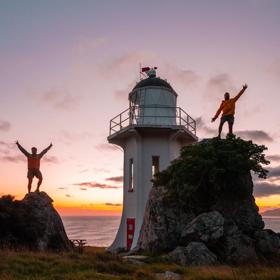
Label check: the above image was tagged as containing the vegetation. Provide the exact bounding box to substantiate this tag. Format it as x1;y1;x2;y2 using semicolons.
0;195;46;249
0;248;280;279
153;136;270;208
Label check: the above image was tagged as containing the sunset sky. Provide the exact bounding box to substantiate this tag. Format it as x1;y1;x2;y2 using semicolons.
0;0;280;215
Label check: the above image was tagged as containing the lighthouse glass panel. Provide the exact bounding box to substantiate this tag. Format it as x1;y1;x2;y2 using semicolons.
152;156;160;177
132;88;177;126
128;158;134;192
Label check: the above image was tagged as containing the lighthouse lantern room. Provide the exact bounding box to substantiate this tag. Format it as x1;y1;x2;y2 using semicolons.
107;67;197;252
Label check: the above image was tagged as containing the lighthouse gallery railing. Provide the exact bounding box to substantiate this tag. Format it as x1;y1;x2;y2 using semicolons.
109;106;196;136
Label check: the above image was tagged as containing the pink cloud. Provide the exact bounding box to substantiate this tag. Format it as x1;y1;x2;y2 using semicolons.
267;59;280;77
1;155;25;163
30;88;81;111
236;130;273;142
106;176;123;183
196;117;216;135
93;168;110;173
0;120;11;132
267;155;280;162
95;143;121;152
74;181;122;189
42;156;59;164
160;64;199;88
206;73;237;101
105;202;122;206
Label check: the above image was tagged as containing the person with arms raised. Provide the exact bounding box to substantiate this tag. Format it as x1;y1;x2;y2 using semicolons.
212;84;248;138
16;141;53;193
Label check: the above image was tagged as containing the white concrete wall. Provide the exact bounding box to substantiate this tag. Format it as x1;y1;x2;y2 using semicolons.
132;133;172;248
108;128;195;252
108;136;138;251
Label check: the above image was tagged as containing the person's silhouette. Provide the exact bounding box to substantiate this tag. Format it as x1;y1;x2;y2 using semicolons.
212;84;248;138
16;141;53;193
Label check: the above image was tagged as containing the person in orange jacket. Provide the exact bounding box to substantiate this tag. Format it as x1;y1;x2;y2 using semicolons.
212;84;248;138
16;141;53;193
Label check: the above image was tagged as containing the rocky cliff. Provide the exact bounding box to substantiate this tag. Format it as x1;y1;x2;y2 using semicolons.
137;136;280;264
0;191;71;251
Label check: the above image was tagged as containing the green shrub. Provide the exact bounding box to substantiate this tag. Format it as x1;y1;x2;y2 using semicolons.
153;136;269;208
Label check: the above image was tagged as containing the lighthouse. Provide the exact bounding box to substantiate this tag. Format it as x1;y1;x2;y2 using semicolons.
107;67;197;252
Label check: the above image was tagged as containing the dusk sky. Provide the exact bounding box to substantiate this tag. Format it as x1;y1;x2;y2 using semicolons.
0;0;280;215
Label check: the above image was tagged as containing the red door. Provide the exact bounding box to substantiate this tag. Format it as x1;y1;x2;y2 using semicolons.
126;218;135;250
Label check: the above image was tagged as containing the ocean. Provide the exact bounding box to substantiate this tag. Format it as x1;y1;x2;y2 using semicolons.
62;216;121;247
61;216;280;247
262;216;280;233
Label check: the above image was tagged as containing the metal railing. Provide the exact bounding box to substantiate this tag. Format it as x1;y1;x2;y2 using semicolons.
109;106;196;136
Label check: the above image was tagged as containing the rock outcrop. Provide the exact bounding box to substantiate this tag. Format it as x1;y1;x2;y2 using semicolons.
181;211;224;244
137;137;280;265
166;242;218;266
0;192;71;251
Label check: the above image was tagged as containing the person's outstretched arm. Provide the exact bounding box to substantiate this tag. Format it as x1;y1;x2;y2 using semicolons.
16;141;30;157
212;102;224;122
233;84;248;102
39;143;53;157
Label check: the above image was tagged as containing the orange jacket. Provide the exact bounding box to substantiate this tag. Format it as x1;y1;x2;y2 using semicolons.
213;88;246;120
28;156;40;170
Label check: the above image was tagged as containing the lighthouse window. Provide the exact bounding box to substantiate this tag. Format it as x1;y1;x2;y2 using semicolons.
128;158;134;192
152;156;160;177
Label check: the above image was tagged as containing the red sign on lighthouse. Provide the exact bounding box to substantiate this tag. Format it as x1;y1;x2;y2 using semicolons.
126;218;135;250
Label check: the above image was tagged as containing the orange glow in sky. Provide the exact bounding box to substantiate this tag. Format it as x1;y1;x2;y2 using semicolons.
0;1;280;215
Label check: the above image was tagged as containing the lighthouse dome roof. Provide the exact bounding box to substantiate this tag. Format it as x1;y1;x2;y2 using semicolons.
133;77;173;90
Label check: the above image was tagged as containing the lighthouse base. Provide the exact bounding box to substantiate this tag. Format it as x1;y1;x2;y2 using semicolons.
107;127;197;253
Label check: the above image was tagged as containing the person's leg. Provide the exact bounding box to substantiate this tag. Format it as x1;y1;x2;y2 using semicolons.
36;179;42;192
35;171;43;192
228;122;233;135
227;116;234;136
218;117;226;138
28;178;32;193
27;170;33;193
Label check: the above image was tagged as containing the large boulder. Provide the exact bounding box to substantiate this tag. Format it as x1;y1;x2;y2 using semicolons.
0;192;71;251
167;242;218;266
254;229;280;258
220;230;258;264
137;187;195;252
181;211;224;244
212;194;264;234
137;175;264;256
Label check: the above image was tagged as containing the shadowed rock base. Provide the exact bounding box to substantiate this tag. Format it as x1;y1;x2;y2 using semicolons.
0;191;71;251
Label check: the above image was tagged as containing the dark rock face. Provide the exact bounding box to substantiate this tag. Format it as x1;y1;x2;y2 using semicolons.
137;174;280;264
181;211;224;244
220;231;258;264
0;192;71;251
254;229;280;257
167;242;217;266
137;187;192;252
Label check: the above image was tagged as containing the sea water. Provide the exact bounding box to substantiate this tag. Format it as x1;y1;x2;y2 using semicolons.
62;216;121;247
62;216;280;247
263;216;280;233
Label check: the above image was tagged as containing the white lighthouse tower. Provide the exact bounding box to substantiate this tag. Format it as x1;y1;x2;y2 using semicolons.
107;67;197;252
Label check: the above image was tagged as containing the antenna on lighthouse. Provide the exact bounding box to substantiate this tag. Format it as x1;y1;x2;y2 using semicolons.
139;63;142;81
